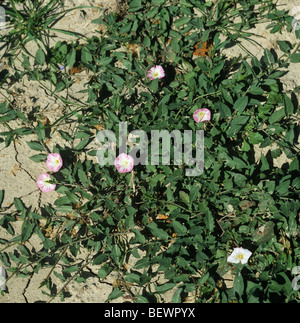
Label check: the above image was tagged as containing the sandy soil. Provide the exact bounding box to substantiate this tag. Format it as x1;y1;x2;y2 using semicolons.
0;0;299;303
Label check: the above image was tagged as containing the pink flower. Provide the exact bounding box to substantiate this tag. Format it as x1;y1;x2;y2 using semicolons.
46;153;63;173
193;108;211;123
36;173;56;193
147;65;165;80
114;153;134;173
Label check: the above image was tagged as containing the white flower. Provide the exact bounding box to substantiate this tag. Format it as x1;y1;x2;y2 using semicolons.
227;247;252;265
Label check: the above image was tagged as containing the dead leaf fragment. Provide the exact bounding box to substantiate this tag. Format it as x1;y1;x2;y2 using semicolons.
193;41;213;58
157;213;171;223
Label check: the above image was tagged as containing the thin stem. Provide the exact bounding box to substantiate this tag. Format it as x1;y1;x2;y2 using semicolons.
46;254;91;303
43;246;68;283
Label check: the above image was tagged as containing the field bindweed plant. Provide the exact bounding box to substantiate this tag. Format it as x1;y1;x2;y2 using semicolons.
0;0;299;303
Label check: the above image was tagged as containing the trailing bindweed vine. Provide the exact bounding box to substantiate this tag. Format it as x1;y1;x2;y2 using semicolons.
0;0;299;303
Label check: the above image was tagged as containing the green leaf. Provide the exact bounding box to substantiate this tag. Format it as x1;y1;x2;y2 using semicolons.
29;154;47;163
170;38;180;53
73;139;90;150
172;288;183;303
290;53;300;63
98;263;113;279
227;116;249;137
260;154;269;171
205;210;214;232
1;252;11;267
248;132;264;144
0;190;4;207
54;195;72;206
129;0;142;8
55;81;66;93
246;281;263;303
233;96;248;115
0;101;8;114
150;78;159;92
268;280;282;292
271;148;281;159
174;17;191;28
179;191;190;205
276;180;290;195
63;265;79;274
111;245;122;265
81;47;93;65
0;110;17;122
249;86;264;95
105;198;116;211
189;185;200;204
106;110;119;123
269;107;285;124
234;273;244;297
147;222;169;241
14;197;25;211
225;156;248;169
119;22;133;34
136;295;150;303
283;94;294;115
34;48;45;65
172;220;187;236
59;130;73;141
180;0;194;7
27;141;45;151
66;48;76;68
143;35;151;47
289;158;299;172
276;41;292;53
55;205;73;213
97;57;113;66
217;102;231;118
232;173;247;187
78;168;88;188
264;48;276;65
155;282;176;293
107;287;123;301
198;272;210;287
21;222;35;242
152;0;165;4
211;61;225;79
35;121;46;141
131;228;146;244
125;272;141;284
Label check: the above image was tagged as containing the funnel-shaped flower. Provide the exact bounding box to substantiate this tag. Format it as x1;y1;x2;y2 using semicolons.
147;65;165;80
114;153;134;173
227;247;252;265
36;173;56;193
193;108;211;123
46;153;63;173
